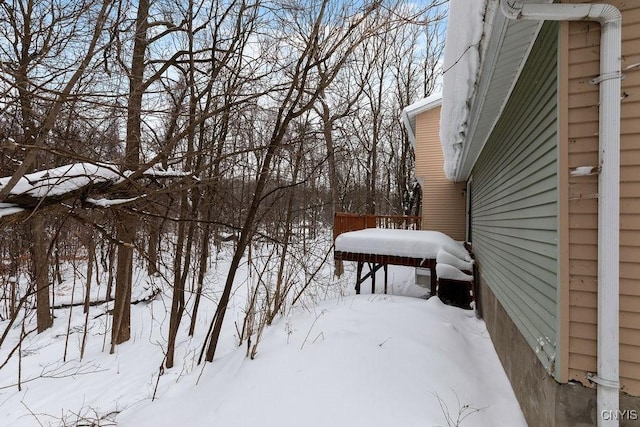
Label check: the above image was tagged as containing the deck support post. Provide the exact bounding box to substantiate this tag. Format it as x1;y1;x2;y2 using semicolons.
370;262;376;294
335;251;438;297
355;262;385;295
384;264;388;294
430;265;437;297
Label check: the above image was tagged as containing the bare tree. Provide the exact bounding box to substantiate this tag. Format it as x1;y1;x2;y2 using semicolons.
323;1;446;216
0;0;448;371
0;0;117;200
200;0;410;363
0;0;118;333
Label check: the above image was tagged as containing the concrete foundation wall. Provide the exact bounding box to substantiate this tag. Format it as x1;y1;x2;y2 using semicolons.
478;276;640;426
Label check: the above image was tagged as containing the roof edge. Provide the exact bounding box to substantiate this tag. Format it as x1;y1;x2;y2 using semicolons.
401;94;442;149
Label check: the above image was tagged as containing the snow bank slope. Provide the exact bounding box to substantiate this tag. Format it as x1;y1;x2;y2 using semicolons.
119;296;525;427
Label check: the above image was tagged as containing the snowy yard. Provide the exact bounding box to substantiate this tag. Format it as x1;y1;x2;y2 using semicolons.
0;240;525;427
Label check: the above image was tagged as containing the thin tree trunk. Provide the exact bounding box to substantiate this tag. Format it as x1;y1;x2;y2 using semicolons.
112;0;149;348
106;241;116;303
80;236;95;359
166;0;199;365
32;216;52;333
269;142;304;324
189;99;227;336
147;217;160;275
189;210;211;336
320;101;340;215
166;201;187;368
84;237;95;315
203;127;286;363
8;238;18;318
111;211;134;348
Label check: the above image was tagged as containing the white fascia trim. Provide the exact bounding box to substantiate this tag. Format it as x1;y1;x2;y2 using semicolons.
455;14;547;181
401;95;442;150
455;12;507;181
401;109;417;149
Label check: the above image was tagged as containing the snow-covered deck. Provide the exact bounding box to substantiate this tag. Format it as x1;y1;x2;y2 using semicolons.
334;229;474;298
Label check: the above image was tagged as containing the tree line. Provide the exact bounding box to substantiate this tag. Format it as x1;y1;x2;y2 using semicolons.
0;0;445;369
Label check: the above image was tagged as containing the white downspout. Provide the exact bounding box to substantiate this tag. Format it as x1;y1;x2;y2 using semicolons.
500;1;621;425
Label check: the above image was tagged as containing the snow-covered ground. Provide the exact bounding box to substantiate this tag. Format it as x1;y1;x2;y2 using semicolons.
0;238;526;426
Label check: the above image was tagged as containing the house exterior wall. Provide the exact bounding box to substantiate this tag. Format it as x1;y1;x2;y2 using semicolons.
561;0;640;396
480;273;640;426
471;22;560;373
414;106;466;241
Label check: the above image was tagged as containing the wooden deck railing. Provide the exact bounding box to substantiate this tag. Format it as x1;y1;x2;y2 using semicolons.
333;212;421;241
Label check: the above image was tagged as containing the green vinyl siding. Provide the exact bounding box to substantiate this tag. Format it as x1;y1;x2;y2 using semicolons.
471;22;559;372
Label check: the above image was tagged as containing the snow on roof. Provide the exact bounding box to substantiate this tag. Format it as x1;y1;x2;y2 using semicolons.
440;0;488;180
400;93;442;149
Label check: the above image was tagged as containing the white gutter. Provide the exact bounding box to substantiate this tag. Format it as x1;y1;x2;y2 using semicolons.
500;1;621;425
